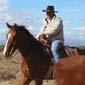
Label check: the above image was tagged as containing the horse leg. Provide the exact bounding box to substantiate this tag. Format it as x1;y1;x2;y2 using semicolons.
22;76;32;85
34;79;43;85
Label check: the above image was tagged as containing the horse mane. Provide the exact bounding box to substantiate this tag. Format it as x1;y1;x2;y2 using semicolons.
16;25;43;48
16;25;35;39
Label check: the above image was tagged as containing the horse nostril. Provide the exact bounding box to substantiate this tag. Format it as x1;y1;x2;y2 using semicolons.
5;51;9;57
5;52;7;56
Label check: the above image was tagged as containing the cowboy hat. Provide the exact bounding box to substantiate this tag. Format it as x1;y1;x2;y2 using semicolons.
42;6;58;13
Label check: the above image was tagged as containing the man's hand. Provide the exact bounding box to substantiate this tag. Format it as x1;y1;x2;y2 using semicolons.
39;34;50;47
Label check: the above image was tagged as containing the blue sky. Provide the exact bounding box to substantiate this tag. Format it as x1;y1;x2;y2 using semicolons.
0;0;85;46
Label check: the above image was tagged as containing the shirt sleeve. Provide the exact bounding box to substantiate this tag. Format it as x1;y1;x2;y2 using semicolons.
43;17;63;35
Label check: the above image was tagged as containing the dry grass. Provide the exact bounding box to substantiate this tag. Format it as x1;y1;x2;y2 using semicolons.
0;51;22;85
0;50;56;85
0;45;85;85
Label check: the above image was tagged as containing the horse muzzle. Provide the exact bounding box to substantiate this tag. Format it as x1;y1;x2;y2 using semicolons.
3;50;11;58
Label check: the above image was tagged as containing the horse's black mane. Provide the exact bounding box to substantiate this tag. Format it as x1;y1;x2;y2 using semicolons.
16;25;34;39
16;25;42;47
15;25;47;57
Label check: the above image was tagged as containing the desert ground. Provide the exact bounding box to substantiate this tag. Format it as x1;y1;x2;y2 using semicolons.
0;45;85;85
0;46;56;85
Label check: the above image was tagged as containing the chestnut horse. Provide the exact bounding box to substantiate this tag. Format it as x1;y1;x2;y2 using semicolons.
3;23;52;85
54;55;85;85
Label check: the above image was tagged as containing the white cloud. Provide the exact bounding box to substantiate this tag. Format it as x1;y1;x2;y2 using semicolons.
0;13;11;23
16;15;41;25
5;15;13;21
63;20;72;26
64;27;85;43
64;31;71;37
0;28;7;34
72;27;85;32
64;29;85;46
26;26;34;32
0;0;9;12
80;20;85;25
0;35;6;40
0;11;41;25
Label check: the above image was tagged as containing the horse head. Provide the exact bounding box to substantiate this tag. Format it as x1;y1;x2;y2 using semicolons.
3;22;35;58
3;23;18;57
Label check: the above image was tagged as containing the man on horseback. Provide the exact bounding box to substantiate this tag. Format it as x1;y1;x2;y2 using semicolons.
36;5;64;62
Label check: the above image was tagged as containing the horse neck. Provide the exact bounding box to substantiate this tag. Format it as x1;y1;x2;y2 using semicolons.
17;32;51;65
17;33;41;60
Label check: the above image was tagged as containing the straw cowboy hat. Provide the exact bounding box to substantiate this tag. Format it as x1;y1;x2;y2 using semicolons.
42;6;58;13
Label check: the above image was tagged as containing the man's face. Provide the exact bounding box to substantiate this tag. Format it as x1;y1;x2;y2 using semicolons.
46;11;54;17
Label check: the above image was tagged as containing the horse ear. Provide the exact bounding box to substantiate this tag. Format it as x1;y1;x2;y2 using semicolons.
14;23;17;27
6;23;11;28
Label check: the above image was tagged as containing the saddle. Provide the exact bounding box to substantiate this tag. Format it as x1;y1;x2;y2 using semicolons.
38;34;79;59
58;45;79;58
43;43;79;59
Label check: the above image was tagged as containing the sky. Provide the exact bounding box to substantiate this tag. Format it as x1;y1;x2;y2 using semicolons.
0;0;85;46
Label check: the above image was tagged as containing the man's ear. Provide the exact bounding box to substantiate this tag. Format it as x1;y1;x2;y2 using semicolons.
6;23;11;28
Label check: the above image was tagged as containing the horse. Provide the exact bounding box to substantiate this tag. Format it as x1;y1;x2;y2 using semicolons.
3;23;52;85
3;23;85;85
54;55;85;85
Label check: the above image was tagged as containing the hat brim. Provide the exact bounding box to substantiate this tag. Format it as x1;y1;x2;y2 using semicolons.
42;10;58;13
